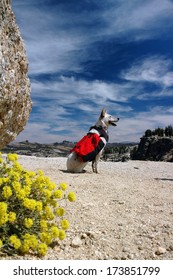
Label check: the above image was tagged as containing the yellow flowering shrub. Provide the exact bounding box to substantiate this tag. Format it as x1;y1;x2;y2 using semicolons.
0;153;76;257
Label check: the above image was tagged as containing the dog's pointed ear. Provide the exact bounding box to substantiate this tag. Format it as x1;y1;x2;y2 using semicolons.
100;108;107;119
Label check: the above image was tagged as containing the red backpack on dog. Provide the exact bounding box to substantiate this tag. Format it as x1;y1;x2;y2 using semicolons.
70;126;108;162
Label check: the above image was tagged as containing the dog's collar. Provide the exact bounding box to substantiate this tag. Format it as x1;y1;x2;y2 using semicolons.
88;125;109;142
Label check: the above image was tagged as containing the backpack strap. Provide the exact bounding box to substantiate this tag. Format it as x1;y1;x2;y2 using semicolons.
88;125;109;142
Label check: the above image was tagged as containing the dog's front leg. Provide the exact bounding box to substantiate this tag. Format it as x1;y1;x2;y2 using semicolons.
92;160;96;173
92;151;102;173
95;160;98;173
92;160;98;173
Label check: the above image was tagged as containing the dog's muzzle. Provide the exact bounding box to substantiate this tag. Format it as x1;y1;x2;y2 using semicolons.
109;117;119;126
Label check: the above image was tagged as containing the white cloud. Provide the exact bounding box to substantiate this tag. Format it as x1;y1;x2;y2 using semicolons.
29;76;134;135
121;56;173;88
31;76;133;105
103;0;173;40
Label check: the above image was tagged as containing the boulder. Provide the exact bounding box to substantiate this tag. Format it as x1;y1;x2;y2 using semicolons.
0;0;32;149
132;136;173;162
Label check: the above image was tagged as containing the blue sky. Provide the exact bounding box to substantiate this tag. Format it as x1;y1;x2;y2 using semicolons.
12;0;173;143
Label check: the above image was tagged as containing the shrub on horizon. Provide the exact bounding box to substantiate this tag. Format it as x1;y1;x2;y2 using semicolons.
0;152;76;257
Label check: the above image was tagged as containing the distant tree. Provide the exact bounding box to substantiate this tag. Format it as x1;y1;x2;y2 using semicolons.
165;125;173;137
165;126;168;136
144;129;152;137
156;127;164;137
142;125;172;139
160;128;164;137
130;146;137;159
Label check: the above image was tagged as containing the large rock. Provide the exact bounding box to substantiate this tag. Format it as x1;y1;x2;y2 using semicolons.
132;136;173;162
0;0;32;149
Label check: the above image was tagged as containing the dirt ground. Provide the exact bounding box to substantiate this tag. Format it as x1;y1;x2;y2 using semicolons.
1;155;173;260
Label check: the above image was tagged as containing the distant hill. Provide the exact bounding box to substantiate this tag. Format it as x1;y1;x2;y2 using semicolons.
1;140;137;160
1;141;73;157
5;137;173;162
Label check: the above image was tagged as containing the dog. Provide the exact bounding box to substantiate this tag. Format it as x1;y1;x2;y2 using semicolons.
66;109;119;173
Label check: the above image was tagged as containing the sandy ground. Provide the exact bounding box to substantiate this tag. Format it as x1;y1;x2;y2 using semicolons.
1;155;173;260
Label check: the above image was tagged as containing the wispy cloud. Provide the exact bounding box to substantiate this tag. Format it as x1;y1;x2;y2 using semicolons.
121;56;173;87
31;76;134;104
103;0;173;40
30;76;134;133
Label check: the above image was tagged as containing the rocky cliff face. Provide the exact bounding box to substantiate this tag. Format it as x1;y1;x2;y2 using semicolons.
0;0;32;149
132;136;173;162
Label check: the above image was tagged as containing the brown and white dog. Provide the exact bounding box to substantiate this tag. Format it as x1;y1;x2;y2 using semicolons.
66;109;119;173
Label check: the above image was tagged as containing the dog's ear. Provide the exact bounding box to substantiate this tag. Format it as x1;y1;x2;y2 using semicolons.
100;108;107;119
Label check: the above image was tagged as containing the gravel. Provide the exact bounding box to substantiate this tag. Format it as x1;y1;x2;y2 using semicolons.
1;155;173;260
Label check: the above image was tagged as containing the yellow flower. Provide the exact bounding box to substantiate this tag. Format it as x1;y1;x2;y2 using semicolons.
48;199;58;207
47;181;56;191
10;171;20;181
22;233;31;239
2;186;12;199
26;234;38;250
40;220;48;231
12;182;21;192
55;207;65;217
1;177;9;184
0;203;8;226
40;232;52;245
50;226;59;238
13;162;23;172
9;235;21;249
53;189;63;199
59;182;68;191
16;189;26;200
0;158;3;164
43;189;52;199
23;185;31;196
61;219;70;230
0;202;7;214
43;206;54;220
0;213;8;226
8;212;16;223
59;230;66;240
24;218;33;228
36;201;43;212
27;171;36;177
20;241;30;254
21;233;38;253
23;198;37;210
37;243;48;256
7;153;18;162
37;170;44;176
0;239;3;248
67;192;76;202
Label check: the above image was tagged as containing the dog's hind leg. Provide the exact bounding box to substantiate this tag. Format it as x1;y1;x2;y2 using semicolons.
67;152;88;173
